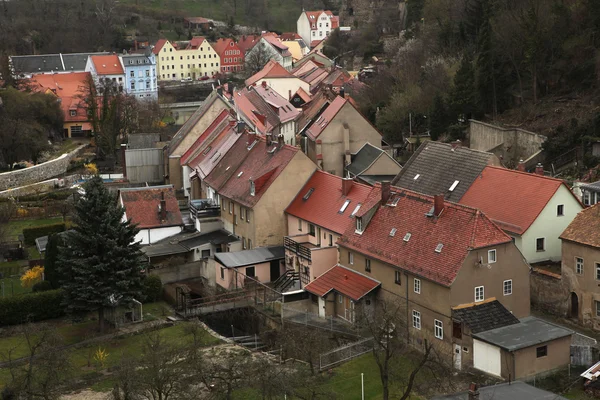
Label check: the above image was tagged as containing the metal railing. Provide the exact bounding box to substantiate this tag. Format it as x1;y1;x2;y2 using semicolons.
284;237;312;261
280;304;361;337
319;337;374;371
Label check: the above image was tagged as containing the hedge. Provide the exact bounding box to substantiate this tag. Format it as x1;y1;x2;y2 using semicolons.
22;223;66;245
0;289;65;326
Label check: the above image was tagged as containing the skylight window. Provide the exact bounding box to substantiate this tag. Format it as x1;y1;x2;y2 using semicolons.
339;199;351;213
237;171;244;177
390;228;397;237
449;180;459;192
403;232;411;242
351;204;361;217
303;188;315;201
414;174;420;181
435;243;444;253
225;166;231;171
391;196;401;206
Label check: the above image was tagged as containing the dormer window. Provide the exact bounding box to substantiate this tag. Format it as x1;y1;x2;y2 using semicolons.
250;181;255;196
435;243;444;253
355;217;363;233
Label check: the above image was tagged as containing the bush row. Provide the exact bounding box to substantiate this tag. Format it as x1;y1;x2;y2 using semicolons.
22;223;66;245
0;289;65;326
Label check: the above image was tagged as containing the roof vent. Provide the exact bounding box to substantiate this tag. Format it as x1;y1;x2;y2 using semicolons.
435;243;443;253
389;228;397;237
403;232;411;242
303;188;315;200
237;171;243;178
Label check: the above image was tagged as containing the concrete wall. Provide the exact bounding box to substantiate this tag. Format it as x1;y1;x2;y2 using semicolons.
530;268;568;316
514;335;572;379
151;260;204;284
361;153;402;176
125;148;165;184
135;226;182;245
0;145;87;191
255;78;310;102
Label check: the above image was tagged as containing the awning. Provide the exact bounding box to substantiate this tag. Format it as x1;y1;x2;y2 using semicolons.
304;264;380;301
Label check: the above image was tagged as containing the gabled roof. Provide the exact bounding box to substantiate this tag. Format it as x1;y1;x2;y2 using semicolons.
189;123;243;180
339;185;512;287
347;143;386;176
297;91;330;133
212;38;240;56
11;52;110;75
184;17;213;24
252;84;300;123
560;202;600;247
215;246;285;268
304;264;381;301
234;87;280;134
90;55;124;75
187;36;207;50
294;87;312;104
305;95;346;140
391;142;498;203
282;40;304;61
262;35;291;57
152;39;169;54
119;185;183;229
460;166;573;235
180;109;234;166
237;35;261;53
452;298;520;334
28;72;91;123
245;59;293;86
286;170;374;234
322;68;352;87
280;32;302;41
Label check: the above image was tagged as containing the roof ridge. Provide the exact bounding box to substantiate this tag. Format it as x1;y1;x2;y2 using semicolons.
484;165;565;184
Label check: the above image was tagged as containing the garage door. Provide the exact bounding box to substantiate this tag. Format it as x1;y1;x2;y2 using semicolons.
473;339;501;377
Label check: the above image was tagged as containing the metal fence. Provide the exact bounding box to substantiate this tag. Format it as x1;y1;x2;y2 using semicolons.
319;337;375;371
280;304;361;336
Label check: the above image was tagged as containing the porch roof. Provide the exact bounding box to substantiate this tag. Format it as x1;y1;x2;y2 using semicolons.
304;264;380;301
215;246;284;268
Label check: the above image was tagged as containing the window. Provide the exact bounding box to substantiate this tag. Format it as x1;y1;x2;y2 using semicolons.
240;207;245;220
234;214;238;225
131;82;135;90
365;259;371;272
247;239;252;249
130;71;135;77
339;199;351;213
412;310;421;329
69;110;76;117
146;70;150;77
309;224;316;236
488;249;496;264
220;267;225;280
395;271;401;285
329;234;333;247
536;345;547;358
246;266;255;277
298;219;302;231
229;201;232;214
201;249;210;258
338;294;343;303
596;263;600;280
349;252;354;265
475;286;484;302
434;320;443;340
503;279;512;295
596;301;600;317
356;217;363;233
576;257;584;275
242;237;246;249
557;204;564;216
146;81;150;89
414;278;421;294
250;181;255;196
536;238;545;252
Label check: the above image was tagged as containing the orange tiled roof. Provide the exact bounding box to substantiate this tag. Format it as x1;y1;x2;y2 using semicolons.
245;60;293;86
119;186;183;229
560;202;600;247
90;55;124;75
28;72;91;123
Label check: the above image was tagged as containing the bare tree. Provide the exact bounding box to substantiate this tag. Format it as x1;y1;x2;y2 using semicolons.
245;43;273;76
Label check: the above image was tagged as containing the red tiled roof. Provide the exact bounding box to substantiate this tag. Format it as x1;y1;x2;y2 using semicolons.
339;185;512;287
304;264;380;301
560;203;600;247
294;87;312;103
153;39;169;54
460;166;570;235
90;55;124;75
119;186;183;229
286;170;374;234
212;38;242;57
187;36;207;50
28;72;91;123
305;95;346;140
189;124;242;180
245;60;293;86
252;84;300;123
262;35;291;56
280;32;302;41
185;17;212;24
234;87;277;134
180;109;233;166
237;35;261;53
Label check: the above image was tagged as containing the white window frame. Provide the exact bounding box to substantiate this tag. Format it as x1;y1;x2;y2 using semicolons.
412;310;421;330
488;249;497;264
576;257;584;275
536;237;545;252
596;263;600;281
349;252;354;265
338;294;343;303
475;286;484;302
414;278;421;294
434;319;443;340
503;279;512;296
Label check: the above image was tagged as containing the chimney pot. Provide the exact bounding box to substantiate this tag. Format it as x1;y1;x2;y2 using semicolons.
468;383;479;400
261;80;267;87
535;163;544;176
381;181;391;205
517;159;526;172
434;194;444;217
451;139;462;150
266;132;273;145
160;192;167;221
342;178;353;196
277;133;284;146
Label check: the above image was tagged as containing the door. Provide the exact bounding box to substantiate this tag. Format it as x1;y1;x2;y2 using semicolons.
270;260;281;282
318;296;325;318
571;292;579;319
473;339;501;377
453;344;462;371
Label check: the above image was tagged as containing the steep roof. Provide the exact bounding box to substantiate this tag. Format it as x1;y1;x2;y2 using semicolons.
347;143;385;176
237;35;261;53
11;52;110;75
245;60;293;86
339;185;512;287
90;55;124;75
262;35;291;57
286;170;374;234
152;39;169;54
212;38;239;56
180;109;234;166
391;142;497;203
460;166;568;235
560;202;600;247
305;95;346;140
119;186;183;229
282;40;304;61
190;124;243;180
252;84;300;123
304;264;381;301
297;91;330;133
187;36;207;50
294;87;312;104
234;87;279;134
452;298;520;334
28;72;91;123
280;32;302;40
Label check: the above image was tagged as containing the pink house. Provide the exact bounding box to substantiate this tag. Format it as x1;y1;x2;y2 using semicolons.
214;246;285;290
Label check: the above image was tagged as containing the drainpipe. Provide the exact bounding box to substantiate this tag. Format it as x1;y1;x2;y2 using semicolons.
405;271;409;342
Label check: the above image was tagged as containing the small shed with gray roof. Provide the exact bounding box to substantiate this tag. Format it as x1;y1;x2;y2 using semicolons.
346;142;401;185
432;381;567;400
215;246;285;290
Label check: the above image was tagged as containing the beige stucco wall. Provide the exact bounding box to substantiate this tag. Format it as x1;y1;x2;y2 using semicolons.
255;77;310;100
156;39;221;81
360;153;402;176
220;196;255;249
514;335;571;379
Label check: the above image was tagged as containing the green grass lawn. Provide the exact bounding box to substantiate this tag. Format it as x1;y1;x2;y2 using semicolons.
0;276;31;298
5;217;64;240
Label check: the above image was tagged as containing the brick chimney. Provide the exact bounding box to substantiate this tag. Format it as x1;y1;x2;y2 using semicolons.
289;89;292;100
434;194;444;217
381;181;391;205
159;191;167;222
266;132;273;145
535;163;544;176
261;80;267;88
468;383;479;400
517;159;525;172
342;178;353;196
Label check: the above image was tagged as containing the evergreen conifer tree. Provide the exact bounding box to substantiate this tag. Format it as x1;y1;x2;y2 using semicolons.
450;55;478;121
58;176;144;332
429;94;449;141
43;233;64;289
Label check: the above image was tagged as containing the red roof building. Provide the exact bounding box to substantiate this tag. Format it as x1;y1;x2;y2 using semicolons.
305;264;380;301
305;95;346;140
212;38;244;74
245;59;293;86
88;55;124;75
237;35;261;54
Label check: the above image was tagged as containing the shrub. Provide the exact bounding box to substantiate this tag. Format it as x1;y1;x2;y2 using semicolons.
32;280;53;292
0;289;64;326
142;274;163;303
22;223;66;245
21;266;44;288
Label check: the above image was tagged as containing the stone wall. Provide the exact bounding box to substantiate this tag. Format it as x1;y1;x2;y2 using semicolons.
0;175;80;199
530;268;569;316
0;145;87;192
151;260;205;284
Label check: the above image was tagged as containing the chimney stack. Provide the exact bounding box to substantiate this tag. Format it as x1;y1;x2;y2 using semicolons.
451;140;462;150
381;181;391;205
434;194;444;217
160;192;167;222
535;163;544;176
468;383;479;400
342;178;353;196
277;133;284;146
266;132;273;145
289;89;292;100
261;80;267;88
517;159;525;172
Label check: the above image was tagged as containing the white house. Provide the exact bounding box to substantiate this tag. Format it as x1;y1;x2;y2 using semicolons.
297;10;339;48
245;59;310;101
85;54;126;92
118;185;184;245
246;36;293;71
460;165;583;263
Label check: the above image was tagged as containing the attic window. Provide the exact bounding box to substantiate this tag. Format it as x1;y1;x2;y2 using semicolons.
339;199;351;213
250;181;256;196
351;204;361;217
403;232;411;242
449;180;459;192
355;217;363;233
225;166;231;171
390;228;397;237
414;174;420;181
237;171;244;178
202;146;212;155
303;188;315;200
390;196;400;206
435;243;444;253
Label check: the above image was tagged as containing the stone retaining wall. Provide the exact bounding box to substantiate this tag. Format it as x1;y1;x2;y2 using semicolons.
530;268;569;316
0;145;87;191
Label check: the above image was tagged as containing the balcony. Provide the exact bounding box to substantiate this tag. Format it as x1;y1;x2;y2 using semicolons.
190;199;220;219
284;235;316;262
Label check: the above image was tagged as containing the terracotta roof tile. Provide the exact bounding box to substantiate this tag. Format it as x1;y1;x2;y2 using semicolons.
189;124;243;180
339;185;512;287
460;166;568;235
286;170;374;234
119;186;183;229
245;60;293;86
237;35;261;53
560;203;600;247
152;39;169;54
28;72;91;123
305;95;346;140
304;264;381;301
180;109;233;166
90;55;124;75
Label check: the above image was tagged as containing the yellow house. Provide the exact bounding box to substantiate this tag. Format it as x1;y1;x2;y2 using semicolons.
153;37;221;81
